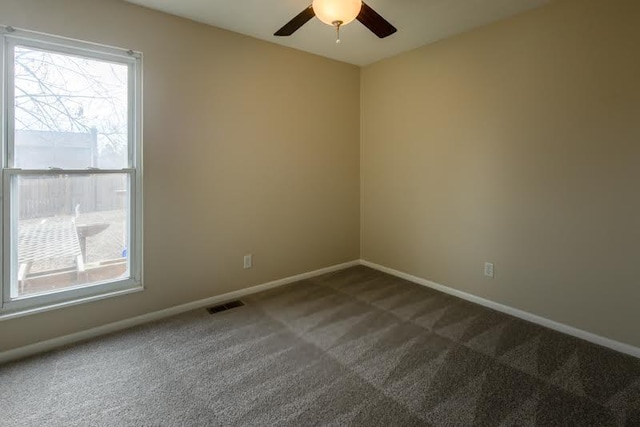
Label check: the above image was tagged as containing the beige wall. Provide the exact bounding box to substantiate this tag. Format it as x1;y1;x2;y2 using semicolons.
0;0;360;352
361;0;640;347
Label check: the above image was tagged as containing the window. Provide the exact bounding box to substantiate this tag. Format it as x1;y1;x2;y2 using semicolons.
0;26;143;317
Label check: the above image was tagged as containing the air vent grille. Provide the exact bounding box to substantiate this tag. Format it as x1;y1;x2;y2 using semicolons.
206;300;245;314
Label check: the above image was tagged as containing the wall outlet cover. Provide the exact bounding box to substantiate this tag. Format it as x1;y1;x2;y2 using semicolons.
484;262;494;278
243;254;253;269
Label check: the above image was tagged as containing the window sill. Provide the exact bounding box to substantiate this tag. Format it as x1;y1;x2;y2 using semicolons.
0;285;144;321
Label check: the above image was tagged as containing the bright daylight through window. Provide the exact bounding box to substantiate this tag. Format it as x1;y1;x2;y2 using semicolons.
0;27;142;316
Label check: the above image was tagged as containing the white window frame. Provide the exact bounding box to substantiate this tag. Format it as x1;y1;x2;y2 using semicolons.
0;26;143;319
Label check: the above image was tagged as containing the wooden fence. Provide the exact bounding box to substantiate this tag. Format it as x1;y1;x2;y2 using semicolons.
19;175;127;219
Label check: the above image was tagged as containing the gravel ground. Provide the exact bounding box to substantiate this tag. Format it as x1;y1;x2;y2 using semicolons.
78;210;127;263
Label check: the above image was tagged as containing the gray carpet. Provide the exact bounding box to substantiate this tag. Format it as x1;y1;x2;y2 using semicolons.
2;266;640;426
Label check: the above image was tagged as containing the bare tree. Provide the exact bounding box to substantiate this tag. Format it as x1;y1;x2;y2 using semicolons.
13;46;128;156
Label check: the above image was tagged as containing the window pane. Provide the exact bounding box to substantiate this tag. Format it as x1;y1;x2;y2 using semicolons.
13;46;129;169
13;173;130;298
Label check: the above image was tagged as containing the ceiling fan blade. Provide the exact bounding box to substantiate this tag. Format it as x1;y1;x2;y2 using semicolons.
357;2;397;39
274;6;315;36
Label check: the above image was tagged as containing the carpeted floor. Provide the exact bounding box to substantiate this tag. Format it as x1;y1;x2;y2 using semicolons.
2;266;640;426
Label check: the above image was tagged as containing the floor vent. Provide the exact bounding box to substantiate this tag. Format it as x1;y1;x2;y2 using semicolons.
206;300;245;314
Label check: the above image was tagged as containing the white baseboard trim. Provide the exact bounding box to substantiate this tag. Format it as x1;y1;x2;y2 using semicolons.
360;260;640;359
0;260;360;365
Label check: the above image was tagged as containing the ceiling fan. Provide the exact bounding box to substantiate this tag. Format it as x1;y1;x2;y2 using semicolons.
274;0;397;43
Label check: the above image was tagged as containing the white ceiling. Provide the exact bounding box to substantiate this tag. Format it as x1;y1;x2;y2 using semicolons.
124;0;551;66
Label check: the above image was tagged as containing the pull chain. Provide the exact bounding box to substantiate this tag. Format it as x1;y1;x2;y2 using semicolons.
332;20;343;44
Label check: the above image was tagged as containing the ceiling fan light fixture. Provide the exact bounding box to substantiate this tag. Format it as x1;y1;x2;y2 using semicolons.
312;0;362;27
274;1;396;40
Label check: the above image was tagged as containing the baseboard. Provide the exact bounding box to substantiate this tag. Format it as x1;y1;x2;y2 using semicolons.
0;260;360;365
360;259;640;359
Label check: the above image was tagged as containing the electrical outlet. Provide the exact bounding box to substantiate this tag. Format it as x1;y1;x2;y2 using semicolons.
243;254;253;269
484;262;494;278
